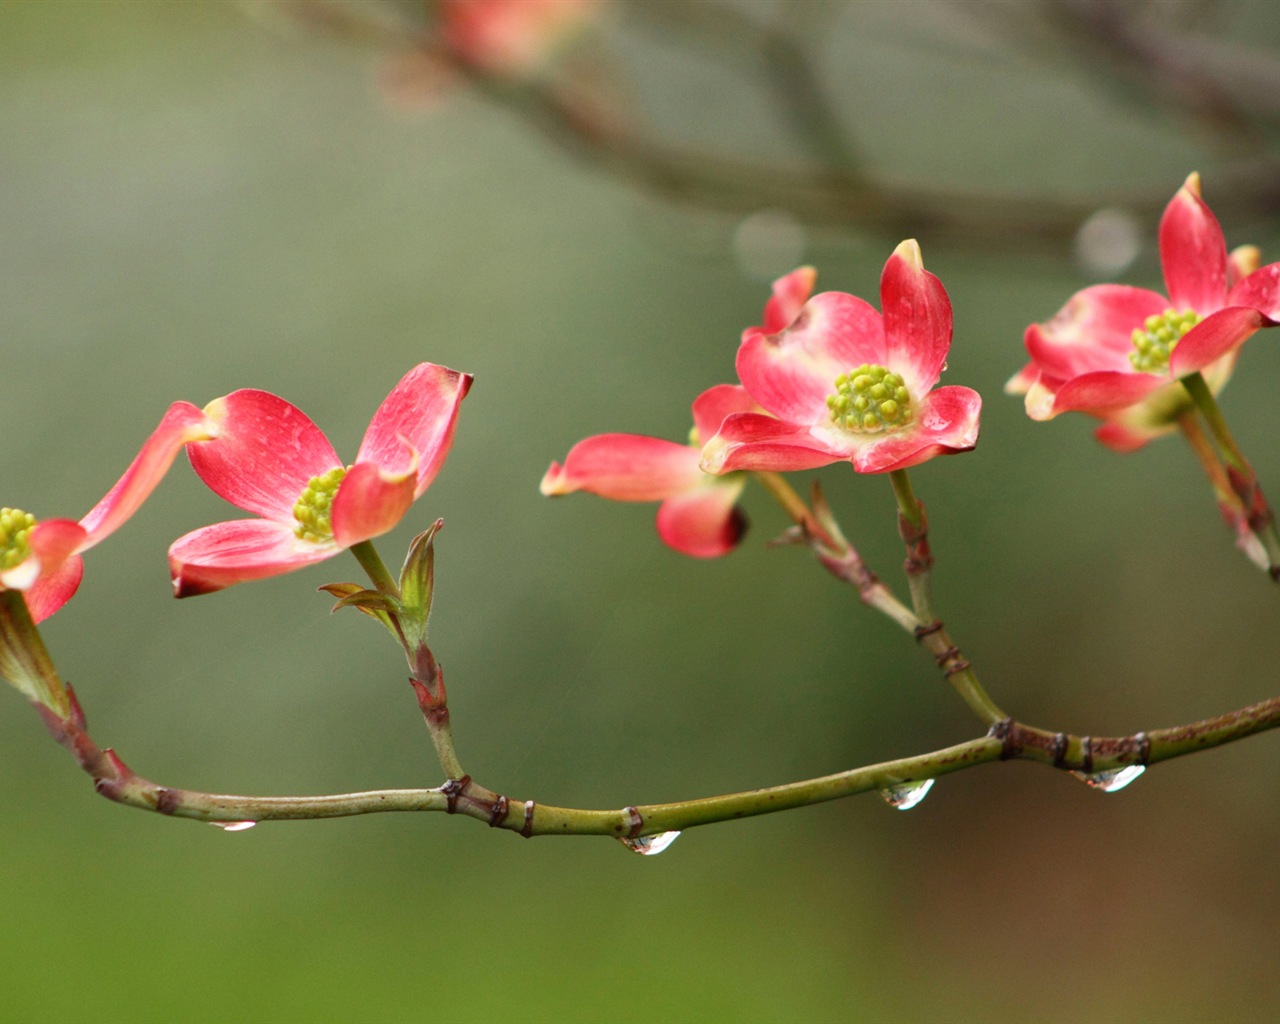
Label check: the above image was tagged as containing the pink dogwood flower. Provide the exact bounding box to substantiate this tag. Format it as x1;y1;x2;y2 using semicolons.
700;242;981;476
541;385;756;558
1011;173;1280;449
1;403;216;622
169;363;472;597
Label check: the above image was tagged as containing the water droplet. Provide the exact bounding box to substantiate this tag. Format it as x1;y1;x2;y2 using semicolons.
733;209;808;282
1075;208;1141;275
619;831;681;856
878;778;934;810
208;820;257;832
1071;765;1145;793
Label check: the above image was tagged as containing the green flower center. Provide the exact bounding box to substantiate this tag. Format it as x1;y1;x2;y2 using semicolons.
826;365;913;434
0;507;38;571
293;467;348;543
1129;308;1202;374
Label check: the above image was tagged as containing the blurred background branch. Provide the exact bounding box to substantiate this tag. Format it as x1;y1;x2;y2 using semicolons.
255;0;1280;252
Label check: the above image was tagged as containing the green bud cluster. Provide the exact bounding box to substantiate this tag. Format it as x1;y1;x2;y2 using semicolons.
293;467;348;543
1129;308;1202;373
0;507;37;571
826;364;913;434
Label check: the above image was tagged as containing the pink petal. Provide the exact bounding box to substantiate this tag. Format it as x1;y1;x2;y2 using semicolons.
1159;173;1228;313
1044;369;1166;417
540;434;704;501
5;518;89;591
77;401;218;550
357;363;473;498
1227;245;1261;289
654;479;748;558
761;266;817;333
690;384;758;446
22;519;88;583
737;292;886;424
24;555;85;624
699;413;843;474
330;460;417;548
169;519;337;597
1227;262;1280;320
1004;362;1039;396
1168;306;1265;376
880;240;952;393
1020;371;1064;422
188;391;342;522
1025;285;1168;380
1094;420;1162;453
850;385;981;473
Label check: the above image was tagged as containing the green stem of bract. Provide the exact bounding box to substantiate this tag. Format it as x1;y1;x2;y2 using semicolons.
1181;372;1280;575
888;468;934;623
887;469;1007;727
888;468;923;530
0;589;72;719
1182;372;1247;469
753;471;836;547
349;540;399;595
1176;410;1272;571
752;472;918;630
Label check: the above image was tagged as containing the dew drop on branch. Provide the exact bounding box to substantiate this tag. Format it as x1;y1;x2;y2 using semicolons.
878;778;934;810
618;831;681;856
1070;765;1145;793
208;820;258;832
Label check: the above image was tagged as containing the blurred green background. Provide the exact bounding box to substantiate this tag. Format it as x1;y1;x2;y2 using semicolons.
4;2;1280;1021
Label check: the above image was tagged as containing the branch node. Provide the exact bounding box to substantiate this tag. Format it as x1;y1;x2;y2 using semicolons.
623;805;645;840
154;787;181;815
487;794;510;828
1133;731;1152;766
520;800;536;838
989;718;1018;759
1051;732;1069;768
913;620;944;641
440;774;472;814
1080;736;1094;774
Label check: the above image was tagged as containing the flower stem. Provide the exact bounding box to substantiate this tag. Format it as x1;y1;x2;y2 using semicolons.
1176;410;1273;571
0;590;72;719
348;539;399;595
888;468;934;622
753;471;836;547
1181;372;1280;575
753;472;918;630
887;469;1008;726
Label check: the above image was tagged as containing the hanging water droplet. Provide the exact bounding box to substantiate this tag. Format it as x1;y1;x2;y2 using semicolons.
878;778;934;810
618;831;681;856
1071;765;1145;793
208;820;257;832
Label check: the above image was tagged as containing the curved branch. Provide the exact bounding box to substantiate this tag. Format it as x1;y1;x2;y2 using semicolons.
32;685;1280;839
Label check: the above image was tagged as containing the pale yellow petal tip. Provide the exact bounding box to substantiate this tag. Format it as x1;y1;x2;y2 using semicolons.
893;238;923;269
1230;244;1262;279
185;414;221;443
1182;171;1202;197
698;438;729;475
1023;380;1057;421
539;463;568;496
